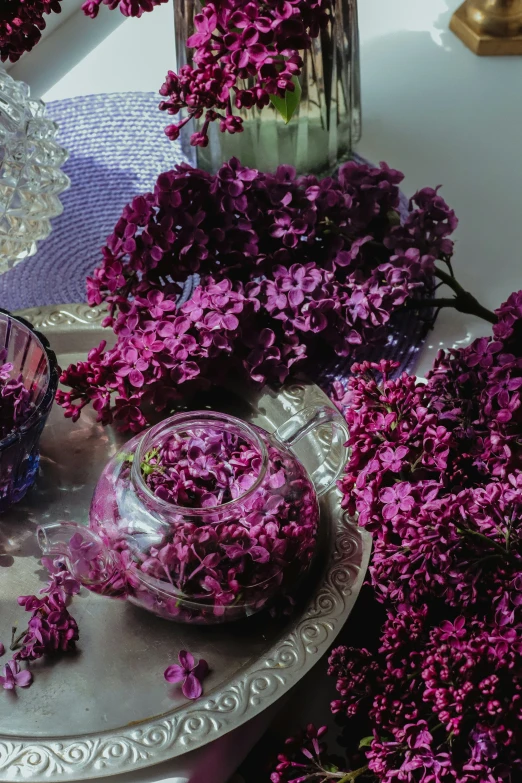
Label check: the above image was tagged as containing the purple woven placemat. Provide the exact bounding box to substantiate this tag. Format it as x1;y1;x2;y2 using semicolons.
0;91;430;379
0;93;191;311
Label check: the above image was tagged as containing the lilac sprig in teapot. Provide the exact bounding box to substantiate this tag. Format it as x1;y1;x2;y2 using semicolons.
38;406;348;624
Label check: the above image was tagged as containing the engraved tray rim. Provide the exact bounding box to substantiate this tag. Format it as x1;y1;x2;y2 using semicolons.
0;303;371;783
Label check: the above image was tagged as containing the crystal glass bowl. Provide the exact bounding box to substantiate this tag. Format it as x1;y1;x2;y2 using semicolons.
0;310;59;511
0;69;70;272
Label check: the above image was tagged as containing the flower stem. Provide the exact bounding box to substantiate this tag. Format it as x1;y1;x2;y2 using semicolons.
337;765;369;782
457;527;508;556
10;626;27;651
433;267;496;324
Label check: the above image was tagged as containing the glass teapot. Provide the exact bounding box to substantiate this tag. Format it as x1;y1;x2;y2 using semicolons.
38;406;348;625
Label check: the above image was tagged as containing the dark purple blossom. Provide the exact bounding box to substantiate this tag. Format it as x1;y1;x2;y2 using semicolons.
0;0;63;62
58;159;441;432
328;646;380;718
81;0;167;19
269;724;355;783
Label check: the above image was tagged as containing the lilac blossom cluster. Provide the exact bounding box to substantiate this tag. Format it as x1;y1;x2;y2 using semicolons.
335;291;522;618
81;0;167;20
271;291;522;782
0;0;63;62
57;158;450;432
0;559;80;692
0;350;35;439
158;0;331;147
81;0;336;145
141;427;263;507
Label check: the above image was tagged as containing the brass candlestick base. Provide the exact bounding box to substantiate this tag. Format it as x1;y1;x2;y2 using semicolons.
450;0;522;55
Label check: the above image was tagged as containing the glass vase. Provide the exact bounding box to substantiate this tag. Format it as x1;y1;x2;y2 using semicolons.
0;310;59;512
174;0;361;175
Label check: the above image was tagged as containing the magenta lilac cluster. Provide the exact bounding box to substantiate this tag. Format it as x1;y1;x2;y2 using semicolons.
0;559;80;692
57;158;450;433
0;0;63;62
335;291;522;617
142;428;263;507
280;291;522;782
81;0;336;146
158;0;331;147
0;350;35;439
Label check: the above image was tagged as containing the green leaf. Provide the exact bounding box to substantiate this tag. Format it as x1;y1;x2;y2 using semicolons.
269;76;302;124
386;209;401;227
358;736;373;749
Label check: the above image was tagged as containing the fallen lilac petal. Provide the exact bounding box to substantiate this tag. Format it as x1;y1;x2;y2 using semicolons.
178;650;195;671
0;663;15;690
182;673;203;700
0;660;33;690
193;659;209;680
13;666;33;688
164;664;185;683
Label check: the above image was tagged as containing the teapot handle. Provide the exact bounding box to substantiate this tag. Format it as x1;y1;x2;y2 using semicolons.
274;405;348;496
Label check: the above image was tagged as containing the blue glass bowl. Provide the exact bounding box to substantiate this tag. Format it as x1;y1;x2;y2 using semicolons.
0;310;58;512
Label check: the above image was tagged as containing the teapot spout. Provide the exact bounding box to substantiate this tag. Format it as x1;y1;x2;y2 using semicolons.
37;521;125;596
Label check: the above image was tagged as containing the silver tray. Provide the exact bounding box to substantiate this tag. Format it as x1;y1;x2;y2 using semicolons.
0;303;370;782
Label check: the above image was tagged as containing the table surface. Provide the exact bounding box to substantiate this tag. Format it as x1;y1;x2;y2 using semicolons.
5;0;522;780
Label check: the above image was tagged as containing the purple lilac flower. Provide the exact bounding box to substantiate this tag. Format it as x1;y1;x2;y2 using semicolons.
58;159;442;433
164;650;208;699
15;586;79;662
0;659;32;690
